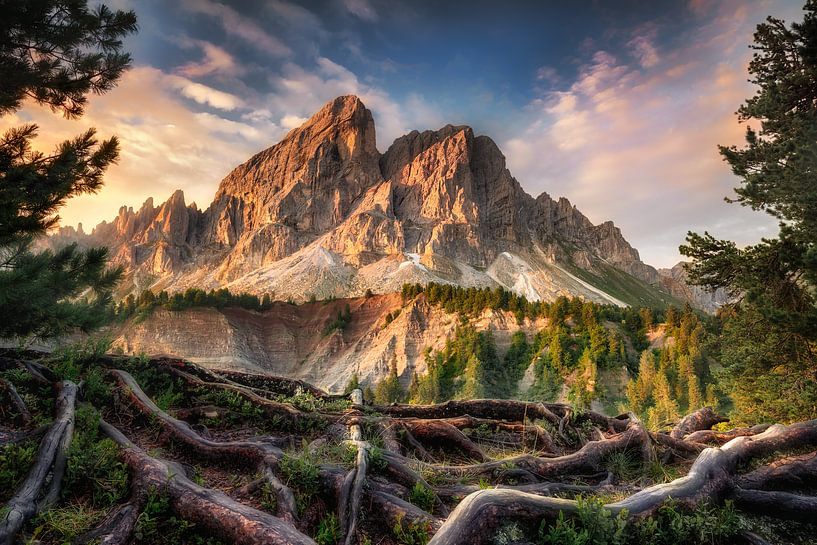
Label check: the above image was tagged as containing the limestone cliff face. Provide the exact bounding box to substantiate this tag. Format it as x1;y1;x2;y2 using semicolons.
199;96;383;281
112;293;547;392
50;95;705;309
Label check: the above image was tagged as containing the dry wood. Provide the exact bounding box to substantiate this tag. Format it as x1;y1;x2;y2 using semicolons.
431;420;649;479
670;406;729;440
0;378;32;426
732;488;817;520
685;424;772;444
735;451;817;491
75;475;149;545
99;419;316;545
0;381;78;545
160;365;308;421
402;419;488;462
373;399;564;427
111;369;299;522
610;419;817;514
339;389;369;545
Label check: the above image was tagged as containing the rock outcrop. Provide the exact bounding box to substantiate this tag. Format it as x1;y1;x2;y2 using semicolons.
657;262;730;313
45;95;705;310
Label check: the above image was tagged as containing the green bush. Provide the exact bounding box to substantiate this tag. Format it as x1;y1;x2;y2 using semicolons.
64;405;128;507
0;441;36;502
539;499;627;545
408;482;436;513
392;514;430;545
537;499;742;545
30;504;104;542
315;513;340;545
279;450;321;513
133;487;224;545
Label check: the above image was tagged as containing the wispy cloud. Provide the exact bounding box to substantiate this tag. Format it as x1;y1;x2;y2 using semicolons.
503;1;787;267
166;75;245;110
176;39;244;77
181;0;291;56
342;0;378;21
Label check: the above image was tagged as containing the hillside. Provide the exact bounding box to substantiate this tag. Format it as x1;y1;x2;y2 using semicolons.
111;292;546;392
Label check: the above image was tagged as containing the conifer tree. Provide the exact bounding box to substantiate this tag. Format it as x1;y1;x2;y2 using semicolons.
0;1;137;339
681;2;817;422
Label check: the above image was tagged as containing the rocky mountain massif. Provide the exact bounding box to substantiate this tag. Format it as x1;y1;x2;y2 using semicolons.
47;95;724;310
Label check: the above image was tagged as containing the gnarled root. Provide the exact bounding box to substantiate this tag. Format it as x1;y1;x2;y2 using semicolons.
670;406;729;440
110;369;298;523
99;419;316;545
0;381;78;545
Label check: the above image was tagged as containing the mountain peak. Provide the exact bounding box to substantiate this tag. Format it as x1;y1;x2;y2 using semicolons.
50;94;715;310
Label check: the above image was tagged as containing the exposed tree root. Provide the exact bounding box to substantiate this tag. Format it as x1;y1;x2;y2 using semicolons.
339;390;368;545
0;377;32;426
160;365;309;424
685;424;772;444
732;488;817;520
402;419;489;462
735;451;817;491
427;489;588;545
5;354;817;545
430;419;650;479
99;419;316;545
610;419;817;514
75;477;148;545
110;369;299;523
373;399;564;427
670;407;730;440
0;381;78;545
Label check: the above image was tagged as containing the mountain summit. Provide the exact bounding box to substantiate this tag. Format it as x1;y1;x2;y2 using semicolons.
46;95;719;309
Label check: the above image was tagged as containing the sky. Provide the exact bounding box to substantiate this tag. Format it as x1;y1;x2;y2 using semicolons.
1;0;806;268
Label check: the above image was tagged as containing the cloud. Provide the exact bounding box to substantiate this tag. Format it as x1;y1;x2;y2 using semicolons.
0;66;280;230
166;75;245;110
265;56;443;149
502;1;785;268
177;39;244;77
181;0;291;56
628;35;660;68
343;0;378;21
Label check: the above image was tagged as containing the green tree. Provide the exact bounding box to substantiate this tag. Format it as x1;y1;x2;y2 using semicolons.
568;348;597;411
0;1;137;339
647;371;680;431
374;359;404;404
343;373;360;396
681;2;817;422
